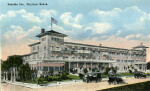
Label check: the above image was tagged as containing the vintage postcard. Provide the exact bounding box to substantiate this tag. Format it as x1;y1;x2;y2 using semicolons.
1;0;150;91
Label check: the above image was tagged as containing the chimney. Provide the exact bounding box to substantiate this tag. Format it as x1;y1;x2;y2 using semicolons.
41;28;45;33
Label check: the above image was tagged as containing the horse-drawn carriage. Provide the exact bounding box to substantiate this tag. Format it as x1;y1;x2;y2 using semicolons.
108;73;127;85
83;72;102;83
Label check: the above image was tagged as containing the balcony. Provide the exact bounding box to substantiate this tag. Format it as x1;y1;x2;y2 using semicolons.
77;50;91;54
44;57;115;63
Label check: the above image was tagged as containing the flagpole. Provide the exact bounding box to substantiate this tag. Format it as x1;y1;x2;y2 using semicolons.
51;17;52;30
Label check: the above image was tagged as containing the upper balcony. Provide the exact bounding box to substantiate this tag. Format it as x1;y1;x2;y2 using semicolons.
77;50;91;54
43;57;115;63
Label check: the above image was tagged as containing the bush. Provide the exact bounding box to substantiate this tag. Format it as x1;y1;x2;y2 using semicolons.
83;68;88;74
112;67;117;73
79;73;84;79
105;67;110;75
129;69;132;73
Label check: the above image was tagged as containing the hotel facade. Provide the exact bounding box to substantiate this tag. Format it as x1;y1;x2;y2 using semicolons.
22;29;148;76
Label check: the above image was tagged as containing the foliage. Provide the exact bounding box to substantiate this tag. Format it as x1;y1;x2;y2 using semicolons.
147;62;150;69
18;63;32;81
83;68;88;74
1;55;24;71
129;69;132;73
105;66;110;75
101;65;105;70
92;68;96;72
111;67;117;73
79;73;84;79
33;72;80;84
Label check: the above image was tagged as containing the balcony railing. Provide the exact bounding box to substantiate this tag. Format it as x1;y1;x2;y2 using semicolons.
77;50;91;53
43;57;115;63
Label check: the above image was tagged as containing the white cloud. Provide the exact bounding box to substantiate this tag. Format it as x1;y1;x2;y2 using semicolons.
60;12;83;29
125;34;142;39
93;23;112;34
22;13;41;23
4;25;40;42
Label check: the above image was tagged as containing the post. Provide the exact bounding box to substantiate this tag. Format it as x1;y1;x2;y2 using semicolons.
69;62;70;73
51;17;52;30
13;68;16;82
6;72;8;80
3;71;5;81
59;63;60;71
11;70;13;82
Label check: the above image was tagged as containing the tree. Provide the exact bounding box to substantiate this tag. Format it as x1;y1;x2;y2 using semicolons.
18;63;32;81
147;62;150;69
1;55;24;71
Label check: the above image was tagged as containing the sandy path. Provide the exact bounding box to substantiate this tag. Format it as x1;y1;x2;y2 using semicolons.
2;77;150;91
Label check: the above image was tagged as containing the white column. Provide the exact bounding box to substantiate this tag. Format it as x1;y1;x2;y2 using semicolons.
3;71;5;81
13;68;16;82
59;63;60;71
69;62;70;73
11;70;13;82
6;72;8;80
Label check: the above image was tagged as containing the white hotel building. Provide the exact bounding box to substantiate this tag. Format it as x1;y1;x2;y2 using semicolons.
22;29;148;76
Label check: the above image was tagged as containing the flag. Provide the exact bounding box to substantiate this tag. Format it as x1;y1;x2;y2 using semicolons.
51;17;57;25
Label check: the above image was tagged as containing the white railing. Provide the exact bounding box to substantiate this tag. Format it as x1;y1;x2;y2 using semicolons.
44;57;115;63
77;50;91;53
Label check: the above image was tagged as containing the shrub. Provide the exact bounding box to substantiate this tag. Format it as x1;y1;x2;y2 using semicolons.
83;68;88;74
79;73;84;79
112;67;117;73
129;69;132;73
105;67;110;75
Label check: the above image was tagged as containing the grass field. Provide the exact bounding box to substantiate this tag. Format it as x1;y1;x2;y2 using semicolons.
99;81;150;91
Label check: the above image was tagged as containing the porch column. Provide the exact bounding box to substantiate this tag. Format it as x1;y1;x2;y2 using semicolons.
84;62;86;68
6;71;8;80
48;62;50;71
3;71;5;80
53;62;55;72
11;70;13;82
59;63;60;71
91;63;93;69
77;62;79;73
69;62;71;73
13;68;16;82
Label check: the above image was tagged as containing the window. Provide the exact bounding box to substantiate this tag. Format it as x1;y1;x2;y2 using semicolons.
42;38;45;41
33;47;35;51
37;46;39;50
82;47;85;50
44;46;46;49
65;48;67;51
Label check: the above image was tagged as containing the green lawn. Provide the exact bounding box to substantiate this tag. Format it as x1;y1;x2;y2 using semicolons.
67;74;80;80
102;73;134;78
98;81;150;91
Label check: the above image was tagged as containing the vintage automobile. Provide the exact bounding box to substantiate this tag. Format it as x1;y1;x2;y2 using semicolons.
134;71;146;78
108;73;127;85
82;72;102;83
